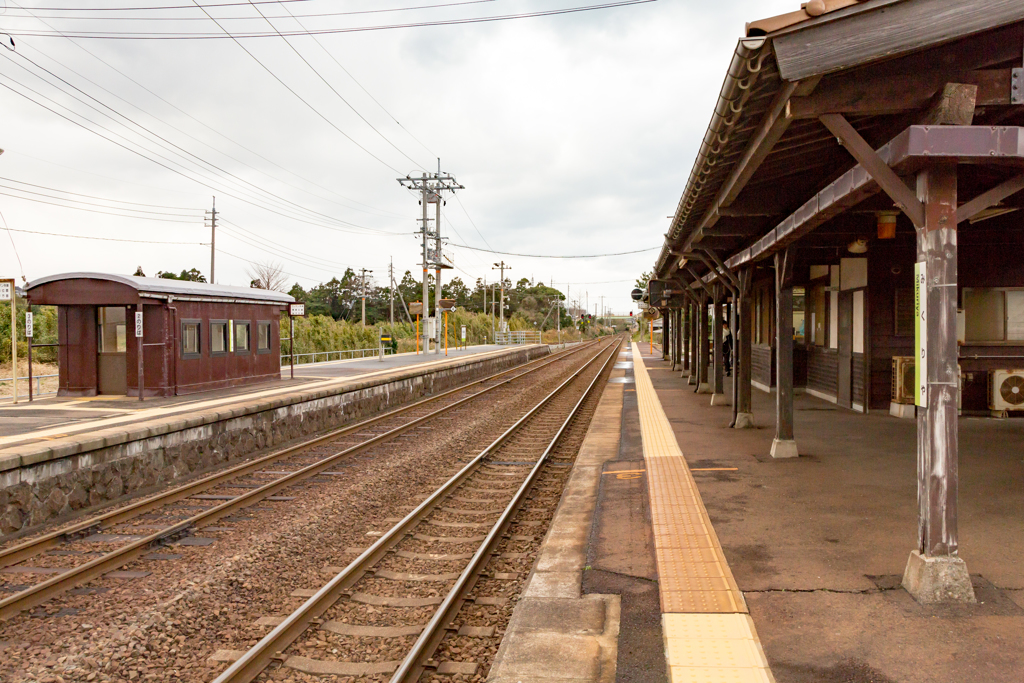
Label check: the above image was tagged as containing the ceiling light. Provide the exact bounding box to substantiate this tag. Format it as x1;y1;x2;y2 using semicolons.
848;239;868;254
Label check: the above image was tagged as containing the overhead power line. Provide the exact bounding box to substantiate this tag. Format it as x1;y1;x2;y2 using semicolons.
10;0;498;20
13;0;489;12
447;243;660;258
2;1;658;39
3;226;207;244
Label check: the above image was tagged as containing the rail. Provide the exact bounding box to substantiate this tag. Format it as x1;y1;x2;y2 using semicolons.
0;340;602;619
211;336;621;683
495;330;542;345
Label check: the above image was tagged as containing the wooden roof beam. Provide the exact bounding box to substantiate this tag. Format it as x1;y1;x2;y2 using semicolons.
956;173;1024;223
819;113;926;226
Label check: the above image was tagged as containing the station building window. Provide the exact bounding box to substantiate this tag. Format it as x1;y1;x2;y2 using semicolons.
964;288;1024;342
793;287;806;345
182;320;201;358
234;321;251;353
211;320;228;355
257;321;271;353
808;283;827;346
97;307;127;353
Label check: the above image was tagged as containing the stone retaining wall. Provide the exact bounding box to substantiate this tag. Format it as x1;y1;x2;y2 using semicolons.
0;346;549;537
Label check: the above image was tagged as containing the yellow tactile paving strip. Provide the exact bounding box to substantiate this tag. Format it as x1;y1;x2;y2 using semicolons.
630;342;775;683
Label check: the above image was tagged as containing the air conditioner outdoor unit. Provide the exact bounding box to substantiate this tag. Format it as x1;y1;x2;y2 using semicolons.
989;369;1024;415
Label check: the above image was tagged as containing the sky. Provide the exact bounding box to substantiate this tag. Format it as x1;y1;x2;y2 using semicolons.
0;0;795;316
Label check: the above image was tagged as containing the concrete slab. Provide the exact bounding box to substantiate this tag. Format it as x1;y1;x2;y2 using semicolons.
639;348;1024;683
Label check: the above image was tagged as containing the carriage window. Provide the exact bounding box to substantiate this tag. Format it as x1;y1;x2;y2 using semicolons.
181;320;201;358
234;321;251;353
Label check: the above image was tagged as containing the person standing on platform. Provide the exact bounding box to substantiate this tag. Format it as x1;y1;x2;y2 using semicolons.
723;320;733;377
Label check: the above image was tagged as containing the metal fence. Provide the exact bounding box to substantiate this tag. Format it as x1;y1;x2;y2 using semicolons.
495;331;542;345
0;373;59;398
282;347;394;365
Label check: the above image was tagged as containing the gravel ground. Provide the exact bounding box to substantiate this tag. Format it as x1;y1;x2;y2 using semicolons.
0;341;616;682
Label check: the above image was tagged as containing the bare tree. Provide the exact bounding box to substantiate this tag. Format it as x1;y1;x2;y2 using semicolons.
246;260;288;292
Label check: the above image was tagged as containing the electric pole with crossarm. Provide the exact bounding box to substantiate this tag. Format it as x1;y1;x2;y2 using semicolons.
492;261;510;337
360;268;373;326
397;166;463;353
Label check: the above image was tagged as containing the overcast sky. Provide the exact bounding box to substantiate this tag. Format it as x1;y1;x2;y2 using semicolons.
0;0;794;315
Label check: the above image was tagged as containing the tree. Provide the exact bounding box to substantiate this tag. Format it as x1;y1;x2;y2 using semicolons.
288;282;307;301
133;266;146;277
246;261;288;292
157;268;207;282
635;270;652;291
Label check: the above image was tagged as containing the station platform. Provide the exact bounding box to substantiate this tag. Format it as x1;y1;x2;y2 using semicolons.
490;341;773;683
0;344;505;450
0;344;548;538
493;342;1024;683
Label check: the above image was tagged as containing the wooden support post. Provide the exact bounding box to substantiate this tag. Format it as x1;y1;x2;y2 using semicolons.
736;268;754;428
771;249;798;458
663;309;670;362
902;161;975;603
697;291;711;394
676;308;683;374
684;305;692;376
136;303;144;402
688;299;698;386
711;285;727;404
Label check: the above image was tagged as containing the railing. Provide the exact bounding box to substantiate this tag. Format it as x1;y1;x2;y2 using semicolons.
495;331;542;345
0;373;59;398
281;347;395;365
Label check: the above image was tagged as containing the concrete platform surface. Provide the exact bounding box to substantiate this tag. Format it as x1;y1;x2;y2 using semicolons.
640;348;1024;683
0;344;522;451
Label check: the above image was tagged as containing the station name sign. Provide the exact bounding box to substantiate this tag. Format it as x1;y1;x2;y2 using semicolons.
289;303;306;317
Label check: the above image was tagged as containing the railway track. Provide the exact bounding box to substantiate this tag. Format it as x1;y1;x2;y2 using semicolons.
210;336;622;683
0;341;603;621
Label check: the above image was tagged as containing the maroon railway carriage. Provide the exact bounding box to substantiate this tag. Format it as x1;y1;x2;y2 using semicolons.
26;273;294;397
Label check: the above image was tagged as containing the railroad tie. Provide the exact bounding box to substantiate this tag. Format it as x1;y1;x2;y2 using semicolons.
351;592;444;607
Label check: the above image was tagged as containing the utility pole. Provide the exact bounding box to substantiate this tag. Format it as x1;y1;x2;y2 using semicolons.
433;160;443;354
389;258;394;326
362;268;374;327
492;261;510;336
205;196;217;284
397;167;463;353
600;296;604;323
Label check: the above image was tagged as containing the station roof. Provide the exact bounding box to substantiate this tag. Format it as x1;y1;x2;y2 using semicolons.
653;0;1024;289
26;272;294;305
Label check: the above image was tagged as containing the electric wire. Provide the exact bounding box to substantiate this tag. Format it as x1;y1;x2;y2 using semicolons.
7;0;498;22
273;0;437;160
189;0;407;175
241;0;427;170
3;226;206;243
446;242;660;258
3;44;402;232
0;175;198;210
11;0;489;13
0;1;659;38
0;188;204;222
0;73;408;236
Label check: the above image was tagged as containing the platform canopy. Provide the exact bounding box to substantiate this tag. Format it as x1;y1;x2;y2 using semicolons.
26;272;294;306
653;0;1024;285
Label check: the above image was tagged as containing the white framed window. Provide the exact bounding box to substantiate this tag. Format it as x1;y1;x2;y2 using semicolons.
964;288;1024;342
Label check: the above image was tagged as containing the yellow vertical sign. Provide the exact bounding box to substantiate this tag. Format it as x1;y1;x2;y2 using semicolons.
915;261;927;407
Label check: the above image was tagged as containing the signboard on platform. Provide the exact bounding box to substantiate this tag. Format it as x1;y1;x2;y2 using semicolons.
289;303;306;317
25;311;33;338
439;298;456;312
461;325;467;341
0;282;10;301
409;301;423;316
135;311;144;339
915;261;927;407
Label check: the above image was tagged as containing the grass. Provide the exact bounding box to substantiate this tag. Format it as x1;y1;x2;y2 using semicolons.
0;359;60;398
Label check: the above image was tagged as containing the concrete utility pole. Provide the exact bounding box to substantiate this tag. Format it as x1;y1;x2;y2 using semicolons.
492;261;510;335
397;167;463;354
360;268;373;326
389;258;394;326
206;196;217;284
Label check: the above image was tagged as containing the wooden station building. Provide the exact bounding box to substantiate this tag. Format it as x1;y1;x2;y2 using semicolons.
648;0;1024;603
26;273;294;398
